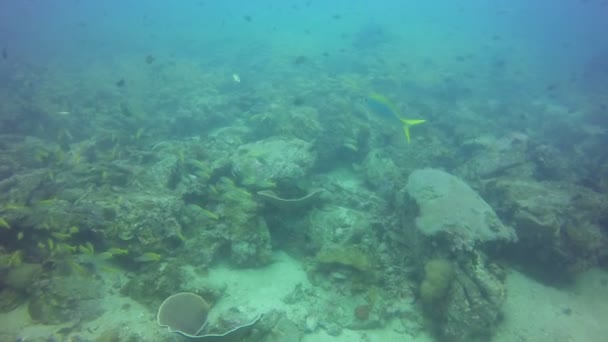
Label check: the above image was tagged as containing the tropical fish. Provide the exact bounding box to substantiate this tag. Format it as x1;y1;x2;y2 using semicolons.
365;93;426;143
135;252;161;262
0;217;10;229
106;247;129;256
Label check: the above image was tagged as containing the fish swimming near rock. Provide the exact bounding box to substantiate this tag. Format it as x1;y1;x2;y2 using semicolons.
366;93;426;143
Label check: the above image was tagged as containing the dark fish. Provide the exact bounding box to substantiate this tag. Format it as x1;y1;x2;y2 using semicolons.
120;103;132;116
322;52;330;57
292;97;305;106
244;15;252;22
545;84;558;91
493;60;506;68
332;14;341;19
145;55;155;64
1;48;6;59
116;79;125;87
294;55;309;65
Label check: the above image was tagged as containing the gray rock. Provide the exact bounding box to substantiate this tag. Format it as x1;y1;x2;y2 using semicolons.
406;168;517;251
231;137;316;186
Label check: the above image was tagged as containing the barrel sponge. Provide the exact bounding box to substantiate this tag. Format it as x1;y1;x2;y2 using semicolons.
420;259;454;304
157;292;210;337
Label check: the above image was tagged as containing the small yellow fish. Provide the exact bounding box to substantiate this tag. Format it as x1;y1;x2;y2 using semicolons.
51;232;71;240
200;208;219;220
36;198;57;206
8;250;23;266
97;252;114;260
78;242;95;255
209;185;219;195
135;128;145;140
0;217;10;229
135;252;161;263
1;204;25;211
106;247;129;256
57;243;77;253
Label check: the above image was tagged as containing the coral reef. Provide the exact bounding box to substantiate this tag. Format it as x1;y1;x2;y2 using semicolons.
419;259;454;305
0;11;606;341
439;254;507;342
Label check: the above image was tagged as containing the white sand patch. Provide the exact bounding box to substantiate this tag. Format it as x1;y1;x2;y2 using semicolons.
495;268;608;342
302;319;434;342
203;251;310;318
0;292;164;341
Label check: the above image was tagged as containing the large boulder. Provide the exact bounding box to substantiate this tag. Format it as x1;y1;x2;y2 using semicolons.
484;179;608;275
406;168;517;251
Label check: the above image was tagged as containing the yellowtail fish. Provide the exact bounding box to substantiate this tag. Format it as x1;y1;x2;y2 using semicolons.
366;93;426;143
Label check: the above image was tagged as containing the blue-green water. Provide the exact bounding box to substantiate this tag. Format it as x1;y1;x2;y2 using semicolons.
0;1;607;341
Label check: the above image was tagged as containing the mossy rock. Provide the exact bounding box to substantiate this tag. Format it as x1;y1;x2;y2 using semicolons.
5;263;42;290
420;259;454;304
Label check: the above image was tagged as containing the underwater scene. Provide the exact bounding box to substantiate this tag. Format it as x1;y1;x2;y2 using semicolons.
1;1;608;341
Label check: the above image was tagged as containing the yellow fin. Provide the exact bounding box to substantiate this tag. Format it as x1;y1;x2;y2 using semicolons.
399;118;426;143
